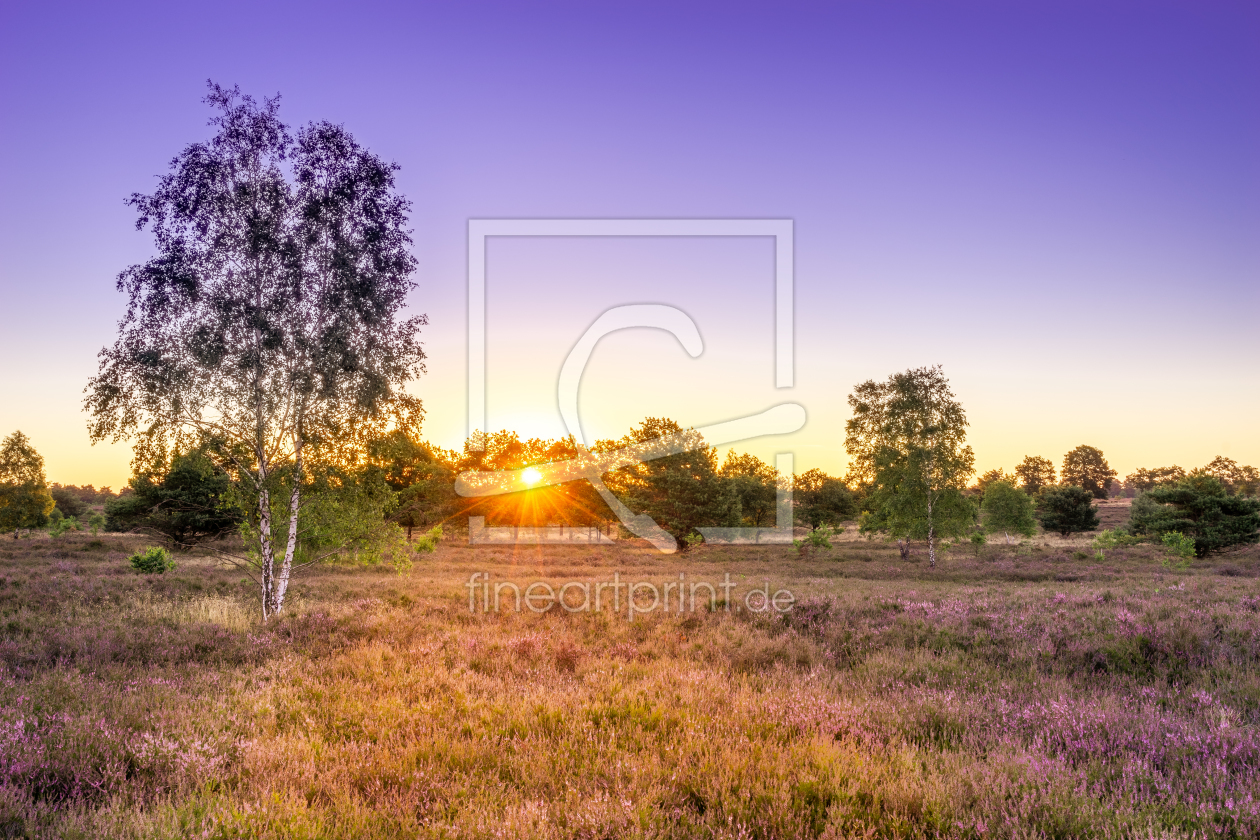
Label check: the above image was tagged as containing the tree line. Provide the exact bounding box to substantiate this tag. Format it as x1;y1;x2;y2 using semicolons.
17;83;1250;620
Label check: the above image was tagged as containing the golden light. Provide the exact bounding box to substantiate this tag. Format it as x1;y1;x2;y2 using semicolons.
521;467;543;487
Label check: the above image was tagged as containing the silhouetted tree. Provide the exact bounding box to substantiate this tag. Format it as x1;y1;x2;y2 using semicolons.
1201;456;1260;497
1061;446;1116;499
794;468;856;530
609;418;740;548
1125;466;1186;493
720;451;778;527
1015;456;1056;495
49;485;90;519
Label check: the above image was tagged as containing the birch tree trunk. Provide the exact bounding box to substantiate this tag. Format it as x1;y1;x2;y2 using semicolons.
927;491;936;569
274;438;303;614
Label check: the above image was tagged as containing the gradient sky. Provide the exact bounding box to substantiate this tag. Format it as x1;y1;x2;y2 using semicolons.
1;0;1257;489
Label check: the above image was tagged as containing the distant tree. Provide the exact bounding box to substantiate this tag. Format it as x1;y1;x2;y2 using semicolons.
794;468;856;531
106;448;242;547
720;451;778;527
1201;456;1260;497
83;84;426;620
975;468;1014;496
1035;485;1100;538
49;485;90;519
0;431;56;539
369;431;456;538
453;430;616;529
1061;446;1117;499
610;418;740;549
982;480;1037;544
1015;456;1056;495
847;366;976;568
1132;475;1260;557
1125;466;1186;494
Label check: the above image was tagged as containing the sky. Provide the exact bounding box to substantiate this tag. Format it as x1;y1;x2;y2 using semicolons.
1;0;1257;489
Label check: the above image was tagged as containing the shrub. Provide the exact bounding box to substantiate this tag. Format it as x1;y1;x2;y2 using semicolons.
129;546;174;574
793;526;836;555
1036;485;1100;537
88;513;105;536
969;530;987;555
413;524;444;554
1134;476;1260;557
1093;528;1141;559
1160;531;1196;570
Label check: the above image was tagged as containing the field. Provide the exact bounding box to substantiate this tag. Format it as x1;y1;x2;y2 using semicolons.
2;522;1260;839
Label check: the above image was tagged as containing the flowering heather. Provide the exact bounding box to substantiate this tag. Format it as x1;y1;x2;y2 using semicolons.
1;530;1259;838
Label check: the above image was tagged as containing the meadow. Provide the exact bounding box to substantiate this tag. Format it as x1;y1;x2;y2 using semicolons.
2;518;1259;839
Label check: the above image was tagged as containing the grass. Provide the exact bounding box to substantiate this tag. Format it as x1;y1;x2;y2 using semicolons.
1;527;1259;838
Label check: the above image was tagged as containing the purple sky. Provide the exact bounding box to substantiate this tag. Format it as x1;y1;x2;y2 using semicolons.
1;0;1257;488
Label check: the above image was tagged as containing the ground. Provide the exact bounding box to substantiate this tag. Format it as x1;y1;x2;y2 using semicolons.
1;522;1259;839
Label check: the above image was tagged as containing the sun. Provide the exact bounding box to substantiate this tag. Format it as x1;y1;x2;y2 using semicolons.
521;467;543;487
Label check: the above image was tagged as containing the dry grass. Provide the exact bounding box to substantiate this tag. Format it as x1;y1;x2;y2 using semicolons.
1;528;1259;838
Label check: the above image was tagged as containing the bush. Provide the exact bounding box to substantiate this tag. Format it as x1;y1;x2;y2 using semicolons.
793;526;837;555
1036;486;1100;537
1092;528;1142;559
1134;476;1260;557
413;524;444;554
1161;531;1196;568
129;546;174;574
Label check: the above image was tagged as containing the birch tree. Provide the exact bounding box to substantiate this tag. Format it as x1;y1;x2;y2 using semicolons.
0;431;56;538
85;84;425;619
846;366;975;568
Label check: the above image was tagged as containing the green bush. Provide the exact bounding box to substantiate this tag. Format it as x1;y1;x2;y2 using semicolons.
1133;476;1260;557
1160;531;1196;570
129;546;174;574
793;526;837;555
1035;485;1100;537
969;530;987;555
1093;528;1142;559
413;524;444;554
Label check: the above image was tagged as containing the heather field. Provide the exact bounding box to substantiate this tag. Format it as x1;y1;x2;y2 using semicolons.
3;528;1260;840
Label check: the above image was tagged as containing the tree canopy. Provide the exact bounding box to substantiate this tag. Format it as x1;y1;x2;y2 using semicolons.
1015;456;1056;495
608;418;740;548
794;468;856;531
0;431;56;538
1061;446;1116;500
720;451;779;528
982;480;1037;543
1125;466;1186;493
